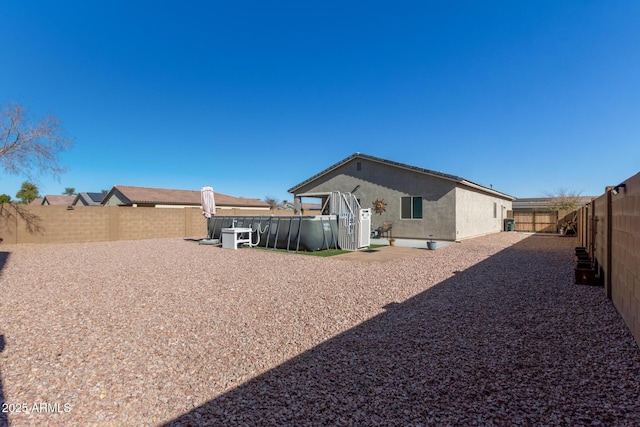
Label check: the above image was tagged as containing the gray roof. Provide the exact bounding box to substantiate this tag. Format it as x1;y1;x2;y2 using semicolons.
288;152;515;200
72;192;106;206
86;192;105;203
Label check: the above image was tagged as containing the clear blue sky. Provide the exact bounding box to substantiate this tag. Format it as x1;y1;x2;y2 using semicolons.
2;1;639;203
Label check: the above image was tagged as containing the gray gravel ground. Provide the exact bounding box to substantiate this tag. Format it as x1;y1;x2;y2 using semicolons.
0;233;639;426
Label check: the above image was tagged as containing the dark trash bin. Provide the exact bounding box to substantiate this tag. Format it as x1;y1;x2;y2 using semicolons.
504;218;515;232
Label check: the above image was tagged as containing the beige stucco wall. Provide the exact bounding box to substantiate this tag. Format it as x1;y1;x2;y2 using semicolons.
455;186;512;240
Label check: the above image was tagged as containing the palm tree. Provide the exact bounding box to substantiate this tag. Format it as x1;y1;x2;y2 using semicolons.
16;181;40;204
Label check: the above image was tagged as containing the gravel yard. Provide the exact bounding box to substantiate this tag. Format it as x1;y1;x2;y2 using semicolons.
0;233;639;426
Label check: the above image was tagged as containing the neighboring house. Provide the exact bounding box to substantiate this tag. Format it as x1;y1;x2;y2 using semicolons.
288;152;515;241
73;192;106;206
281;201;322;212
41;195;76;206
512;197;593;233
512;197;594;211
101;185;271;210
301;203;322;213
29;198;43;205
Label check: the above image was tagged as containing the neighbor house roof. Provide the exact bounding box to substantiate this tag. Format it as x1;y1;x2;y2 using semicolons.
30;198;43;205
288;152;515;200
103;185;270;208
513;197;594;210
73;192;105;206
301;203;322;211
42;195;76;206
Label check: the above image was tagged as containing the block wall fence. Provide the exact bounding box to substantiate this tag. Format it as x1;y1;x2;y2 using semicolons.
577;170;640;346
0;205;294;244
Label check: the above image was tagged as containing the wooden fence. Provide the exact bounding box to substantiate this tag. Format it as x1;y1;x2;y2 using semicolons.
512;211;559;233
509;208;579;234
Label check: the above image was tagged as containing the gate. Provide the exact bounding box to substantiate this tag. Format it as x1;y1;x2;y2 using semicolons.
513;211;558;233
327;191;370;251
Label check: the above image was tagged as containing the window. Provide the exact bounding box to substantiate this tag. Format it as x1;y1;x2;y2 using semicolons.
493;202;497;218
401;196;423;219
356;161;362;171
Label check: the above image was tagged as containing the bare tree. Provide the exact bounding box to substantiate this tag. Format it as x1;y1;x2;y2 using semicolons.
264;195;280;210
0;101;74;180
542;188;585;235
542;188;583;212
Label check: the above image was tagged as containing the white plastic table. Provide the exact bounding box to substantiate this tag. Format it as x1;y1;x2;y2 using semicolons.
221;227;253;249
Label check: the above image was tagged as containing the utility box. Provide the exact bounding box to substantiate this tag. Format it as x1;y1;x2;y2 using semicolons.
504;218;515;232
358;208;371;248
221;227;252;249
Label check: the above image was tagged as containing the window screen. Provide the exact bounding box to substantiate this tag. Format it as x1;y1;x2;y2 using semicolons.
401;196;423;219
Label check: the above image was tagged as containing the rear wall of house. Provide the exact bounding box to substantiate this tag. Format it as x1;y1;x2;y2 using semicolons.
292;158;458;240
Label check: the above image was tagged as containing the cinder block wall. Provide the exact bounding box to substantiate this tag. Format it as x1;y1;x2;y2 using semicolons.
2;205;111;244
576;171;640;346
611;172;640;344
117;207;186;240
0;205;293;244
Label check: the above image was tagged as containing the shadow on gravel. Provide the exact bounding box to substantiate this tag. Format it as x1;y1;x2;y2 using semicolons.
164;235;640;426
0;252;9;276
0;252;8;427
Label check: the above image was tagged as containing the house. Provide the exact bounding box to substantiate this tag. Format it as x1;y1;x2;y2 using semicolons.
301;203;322;213
280;201;322;213
29;198;43;205
101;185;271;210
512;197;593;212
41;195;76;206
288;152;515;241
72;192;106;206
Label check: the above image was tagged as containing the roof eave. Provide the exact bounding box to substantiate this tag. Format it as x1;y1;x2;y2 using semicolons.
288;153;360;193
288;152;463;194
459;180;516;200
288;152;510;198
